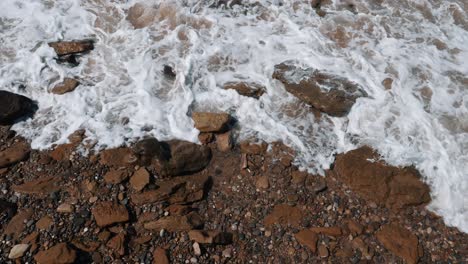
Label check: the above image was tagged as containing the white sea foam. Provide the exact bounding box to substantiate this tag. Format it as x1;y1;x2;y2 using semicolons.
0;0;467;231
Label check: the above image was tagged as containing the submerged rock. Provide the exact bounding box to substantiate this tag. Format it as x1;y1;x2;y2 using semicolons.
332;146;431;211
127;3;158;29
223;82;266;99
50;78;80;95
273;62;366;116
0;91;36;125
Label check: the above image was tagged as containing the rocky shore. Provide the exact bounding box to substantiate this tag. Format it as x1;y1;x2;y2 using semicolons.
0;89;467;263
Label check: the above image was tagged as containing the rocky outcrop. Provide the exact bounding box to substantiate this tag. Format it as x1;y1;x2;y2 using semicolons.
192;112;231;133
0;91;36;125
332;146;431;211
0;141;30;168
223;82;266;99
376;223;420;264
34;243;76;264
272;62;366;116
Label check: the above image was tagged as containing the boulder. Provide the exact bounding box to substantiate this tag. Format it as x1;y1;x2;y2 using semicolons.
272;62;366;116
50;78;80;95
223;82;265;99
192;112;231;133
91;202;129;227
0;141;30;168
48;40;94;56
376;223;419;264
34;243;76;264
0;90;36;125
332;146;431;211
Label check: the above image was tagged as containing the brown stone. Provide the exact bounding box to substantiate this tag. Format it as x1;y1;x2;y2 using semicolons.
129;168;150;192
188;230;233;245
0;141;30;168
310;226;343;237
255;176;269;190
153;247;170;264
21;232;39;253
51;78;80;95
223;81;266;99
295;229;318;253
107;233;126;256
144;212;203;232
332;146;431;211
346;220;364;236
264;204;303;228
36;216;53;230
92;202;129;227
99;147;136;167
166;204;192;216
104;169;129;184
382;78;393;90
34;243;76;264
56;203;74;213
48;40;94;56
273;62;366;116
376;223;419;264
192;112;231;132
49;144;75;161
239;141;268;155
291;170;307;185
198;133;214;145
4;209;33;239
318;244;329;258
216;131;233;152
12;176;62;195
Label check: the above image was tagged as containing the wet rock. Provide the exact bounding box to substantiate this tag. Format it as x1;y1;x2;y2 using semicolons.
49;144;75;161
0;90;36;125
223;82;266;99
198;133;214;145
34;243;76;264
153;247;170;264
273;62;366;116
133;137;167;166
0;141;30;168
216;131;233;152
188;230;233;245
192;112;231;133
107;233;126;256
156;140;212;177
104;169;130;184
127;3;158;29
163;65;176;78
99;147;136;167
144;212;203;232
92;201;129;227
8;244;29;259
239;141;268;155
376;223;419;264
50;78;80;95
12;176;62;195
48;40;94;56
264;204;303;228
382;78;393;90
332;146;431;211
129;168;150;191
295;229;318;253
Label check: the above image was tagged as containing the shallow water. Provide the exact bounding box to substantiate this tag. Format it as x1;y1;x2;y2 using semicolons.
0;0;467;232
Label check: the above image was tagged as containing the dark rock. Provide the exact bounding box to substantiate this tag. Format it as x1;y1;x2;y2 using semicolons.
0;91;36;125
273;61;366;116
188;230;233;245
0;199;17;221
133;137;168;166
163;65;176;78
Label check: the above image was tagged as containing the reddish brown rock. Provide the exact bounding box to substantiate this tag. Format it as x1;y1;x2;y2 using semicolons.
192;112;231;132
48;40;94;56
71;239;100;253
273;62;366;116
346;220;364;236
153;247;170;264
216;131;233;152
4;209;33;239
36;216;53;230
188;230;233;245
0;91;36;125
332;146;431;211
255;176;269;190
198;133;214;145
34;243;76;264
91;202;129;227
0;141;30;168
309;226;343;237
264;204;303;228
382;77;393;90
12;176;62;195
49;144;75;161
239;141;268;155
291;170;307;185
99;147;136;167
51;78;80;95
295;229;318;253
376;223;419;264
21;232;39;253
129;168;150;191
144;212;203;232
223;81;266;99
107;233;126;256
103;169;129;184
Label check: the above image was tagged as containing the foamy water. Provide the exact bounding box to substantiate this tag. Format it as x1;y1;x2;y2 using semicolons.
0;0;467;232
